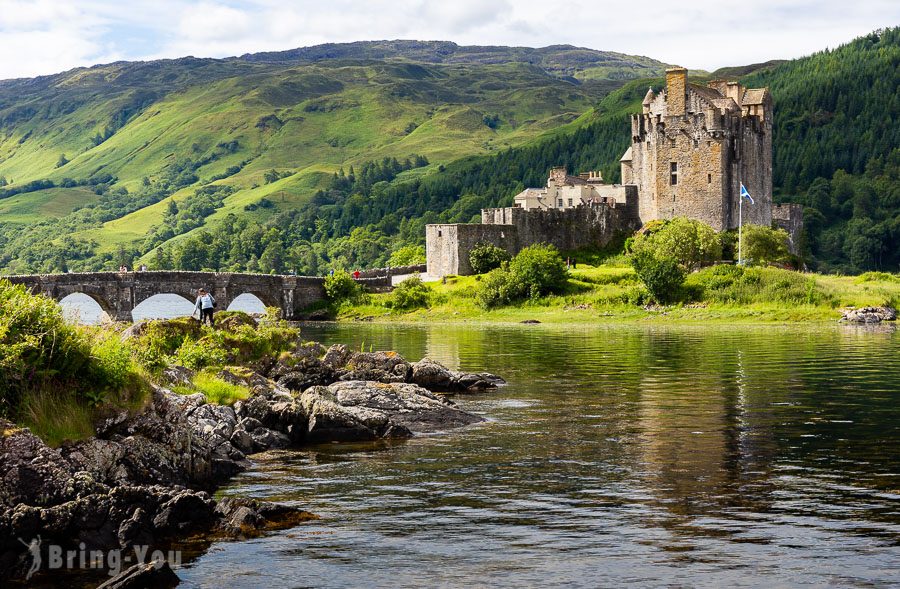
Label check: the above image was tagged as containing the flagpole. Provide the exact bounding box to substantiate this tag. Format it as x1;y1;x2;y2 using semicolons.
738;188;743;265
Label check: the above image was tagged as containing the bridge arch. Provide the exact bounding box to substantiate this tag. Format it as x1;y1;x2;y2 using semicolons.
227;293;269;314
58;293;113;324
52;286;118;321
132;293;197;322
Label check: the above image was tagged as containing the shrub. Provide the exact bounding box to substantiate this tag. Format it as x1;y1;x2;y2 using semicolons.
631;217;722;270
469;242;512;274
475;266;524;309
389;245;426;266
631;249;685;303
474;244;568;308
173;337;229;370
508;244;568;299
388;276;431;310
740;224;791;266
325;269;362;303
687;264;827;306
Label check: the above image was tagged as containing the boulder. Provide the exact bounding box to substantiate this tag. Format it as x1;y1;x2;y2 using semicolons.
333;351;412;383
0;421;75;509
409;358;455;390
327;381;482;433
840;306;897;323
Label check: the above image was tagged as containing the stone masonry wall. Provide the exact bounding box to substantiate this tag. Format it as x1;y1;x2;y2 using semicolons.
772;203;804;255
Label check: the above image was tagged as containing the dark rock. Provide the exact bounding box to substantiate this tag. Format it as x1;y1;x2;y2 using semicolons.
321;344;353;370
327;381;481;434
161;365;195;387
249;428;292;451
97;561;180;589
215;496;315;536
237;386;307;443
409;358;455;390
334;351;411;383
0;421;75;509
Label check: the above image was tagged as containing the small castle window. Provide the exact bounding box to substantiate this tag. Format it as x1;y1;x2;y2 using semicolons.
437;230;442;237
558;199;563;207
707;173;712;184
670;162;678;185
568;198;573;207
670;138;676;148
693;139;699;149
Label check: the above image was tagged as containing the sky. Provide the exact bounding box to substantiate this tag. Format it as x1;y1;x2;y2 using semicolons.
0;0;897;80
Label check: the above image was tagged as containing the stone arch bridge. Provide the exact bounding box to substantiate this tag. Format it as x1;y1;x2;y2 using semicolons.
3;271;328;322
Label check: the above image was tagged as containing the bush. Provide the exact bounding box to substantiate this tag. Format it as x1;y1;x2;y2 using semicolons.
475;266;524;309
387;276;431;310
740;224;791;266
325;269;362;303
508;244;568;299
631;249;685;303
173;337;229;370
474;244;568;308
631;217;722;270
686;264;827;306
389;245;426;266
469;242;512;274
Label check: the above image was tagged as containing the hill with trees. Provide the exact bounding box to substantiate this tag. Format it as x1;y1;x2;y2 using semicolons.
0;30;897;274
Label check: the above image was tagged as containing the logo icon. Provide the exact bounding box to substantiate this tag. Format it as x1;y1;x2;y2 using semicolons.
18;536;42;580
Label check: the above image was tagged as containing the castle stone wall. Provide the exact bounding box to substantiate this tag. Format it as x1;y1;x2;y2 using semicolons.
426;224;517;277
772;203;804;255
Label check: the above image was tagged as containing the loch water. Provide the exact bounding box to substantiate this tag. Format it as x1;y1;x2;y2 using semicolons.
177;322;899;588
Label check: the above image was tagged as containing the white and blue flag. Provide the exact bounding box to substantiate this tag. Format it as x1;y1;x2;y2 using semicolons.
740;183;754;204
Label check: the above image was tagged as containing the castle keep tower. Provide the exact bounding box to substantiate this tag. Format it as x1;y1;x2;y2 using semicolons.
620;67;773;230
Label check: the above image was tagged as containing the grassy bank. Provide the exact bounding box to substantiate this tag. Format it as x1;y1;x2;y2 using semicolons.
335;264;900;325
0;279;300;446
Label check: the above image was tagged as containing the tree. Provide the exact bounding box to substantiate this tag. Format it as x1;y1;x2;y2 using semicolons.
741;224;791;266
631;218;722;270
469;243;512;274
56;153;69;168
389;245;426;266
631;249;684;303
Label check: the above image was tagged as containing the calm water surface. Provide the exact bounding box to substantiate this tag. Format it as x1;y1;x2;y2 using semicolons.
178;323;899;588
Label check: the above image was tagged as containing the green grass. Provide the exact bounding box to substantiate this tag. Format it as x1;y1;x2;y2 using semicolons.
336;264;900;325
173;371;251;406
0;186;99;223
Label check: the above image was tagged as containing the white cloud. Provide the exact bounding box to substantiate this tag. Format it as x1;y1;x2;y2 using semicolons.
0;0;898;79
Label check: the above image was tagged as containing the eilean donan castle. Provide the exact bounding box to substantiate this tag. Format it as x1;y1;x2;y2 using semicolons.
426;67;802;277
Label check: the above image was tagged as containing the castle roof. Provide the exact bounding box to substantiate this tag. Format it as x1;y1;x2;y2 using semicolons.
620;147;633;162
642;87;655;105
688;83;724;104
741;88;769;105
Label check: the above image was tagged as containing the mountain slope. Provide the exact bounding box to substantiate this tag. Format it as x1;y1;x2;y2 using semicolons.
0;42;670;273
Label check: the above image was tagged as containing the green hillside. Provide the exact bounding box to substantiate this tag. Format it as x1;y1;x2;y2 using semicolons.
0;43;669;273
0;30;898;275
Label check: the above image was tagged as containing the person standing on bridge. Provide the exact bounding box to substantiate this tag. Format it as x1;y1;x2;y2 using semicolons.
194;288;216;327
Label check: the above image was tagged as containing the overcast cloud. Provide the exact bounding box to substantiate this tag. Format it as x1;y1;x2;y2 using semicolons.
0;0;897;79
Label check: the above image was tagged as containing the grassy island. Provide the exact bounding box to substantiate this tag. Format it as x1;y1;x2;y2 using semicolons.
336;263;900;325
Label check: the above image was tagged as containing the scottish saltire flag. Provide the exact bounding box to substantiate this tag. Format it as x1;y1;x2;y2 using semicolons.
740;183;754;204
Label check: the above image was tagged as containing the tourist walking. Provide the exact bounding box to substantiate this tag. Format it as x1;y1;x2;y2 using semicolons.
194;288;216;327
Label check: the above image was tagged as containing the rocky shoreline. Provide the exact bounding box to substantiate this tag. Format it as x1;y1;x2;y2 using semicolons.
0;339;503;586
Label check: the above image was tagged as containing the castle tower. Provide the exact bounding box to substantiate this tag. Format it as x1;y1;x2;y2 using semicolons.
620;67;773;231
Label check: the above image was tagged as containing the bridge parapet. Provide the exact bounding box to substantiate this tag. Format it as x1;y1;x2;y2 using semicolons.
3;271;326;322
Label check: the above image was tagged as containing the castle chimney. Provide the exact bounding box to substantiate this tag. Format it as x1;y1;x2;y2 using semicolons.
666;67;688;116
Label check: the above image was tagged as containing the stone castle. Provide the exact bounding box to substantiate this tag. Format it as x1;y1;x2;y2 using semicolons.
426;67;803;277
